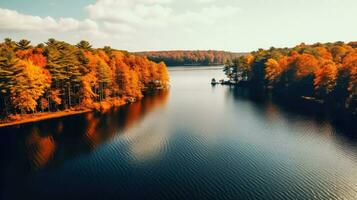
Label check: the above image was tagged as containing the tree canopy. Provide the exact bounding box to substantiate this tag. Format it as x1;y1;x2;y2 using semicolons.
224;41;357;115
0;38;169;117
137;50;243;66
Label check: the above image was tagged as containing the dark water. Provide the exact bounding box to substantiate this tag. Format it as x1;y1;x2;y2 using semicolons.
1;67;357;200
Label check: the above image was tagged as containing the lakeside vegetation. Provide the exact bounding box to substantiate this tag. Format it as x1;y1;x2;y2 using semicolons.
0;38;169;126
224;41;357;116
137;50;243;66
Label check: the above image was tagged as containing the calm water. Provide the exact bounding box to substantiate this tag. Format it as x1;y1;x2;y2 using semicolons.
1;67;357;200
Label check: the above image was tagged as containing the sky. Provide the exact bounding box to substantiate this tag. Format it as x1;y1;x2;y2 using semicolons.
0;0;356;52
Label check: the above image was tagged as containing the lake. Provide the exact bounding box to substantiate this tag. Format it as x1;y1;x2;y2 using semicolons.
1;67;357;200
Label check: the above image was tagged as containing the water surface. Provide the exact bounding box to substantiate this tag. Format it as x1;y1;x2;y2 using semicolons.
1;67;357;200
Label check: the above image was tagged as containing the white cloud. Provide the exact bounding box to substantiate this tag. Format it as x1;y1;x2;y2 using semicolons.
85;0;239;33
86;0;172;25
195;0;217;3
103;22;133;33
174;6;240;25
5;0;354;52
0;0;243;50
0;8;98;32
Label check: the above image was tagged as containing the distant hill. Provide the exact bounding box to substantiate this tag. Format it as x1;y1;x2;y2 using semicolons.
136;50;246;66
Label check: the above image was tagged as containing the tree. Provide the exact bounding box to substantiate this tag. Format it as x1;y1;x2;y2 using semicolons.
314;60;337;98
265;58;281;85
293;54;319;79
156;62;169;87
0;38;170;118
0;56;20;93
3;38;16;50
76;40;92;51
116;62;132;97
29;48;47;68
0;55;21;114
45;39;84;108
16;39;31;50
222;41;357;115
342;52;357;110
96;59;112;100
15;48;47;68
137;50;241;66
10;60;51;113
80;72;97;105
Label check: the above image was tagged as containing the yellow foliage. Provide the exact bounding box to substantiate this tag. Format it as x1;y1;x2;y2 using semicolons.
11;60;51;112
50;89;62;106
265;58;281;84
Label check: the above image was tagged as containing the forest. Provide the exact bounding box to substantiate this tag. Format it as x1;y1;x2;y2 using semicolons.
0;38;169;123
224;41;357;116
136;50;243;66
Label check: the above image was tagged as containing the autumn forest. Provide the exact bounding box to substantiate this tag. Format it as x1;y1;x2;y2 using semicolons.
224;41;357;117
0;38;169;124
137;50;242;66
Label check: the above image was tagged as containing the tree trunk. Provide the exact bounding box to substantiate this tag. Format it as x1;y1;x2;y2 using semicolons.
47;96;51;112
68;82;71;108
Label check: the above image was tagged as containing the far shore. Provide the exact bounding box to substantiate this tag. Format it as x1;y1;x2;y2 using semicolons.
0;109;92;128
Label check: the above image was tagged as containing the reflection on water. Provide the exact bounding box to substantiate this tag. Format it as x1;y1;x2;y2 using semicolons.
226;85;357;141
26;128;56;169
1;67;357;200
0;91;169;173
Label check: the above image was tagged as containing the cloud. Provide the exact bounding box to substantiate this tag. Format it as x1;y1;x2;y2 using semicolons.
174;6;240;25
0;0;244;50
103;22;133;33
194;0;217;3
86;0;172;25
0;7;98;32
85;0;240;33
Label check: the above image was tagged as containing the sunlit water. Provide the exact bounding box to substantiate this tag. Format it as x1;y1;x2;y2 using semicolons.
1;67;357;200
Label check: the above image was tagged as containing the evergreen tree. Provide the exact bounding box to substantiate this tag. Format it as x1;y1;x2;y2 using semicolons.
45;39;83;108
76;40;92;51
16;39;32;50
96;59;112;100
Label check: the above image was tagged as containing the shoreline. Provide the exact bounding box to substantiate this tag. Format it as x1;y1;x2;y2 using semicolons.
0;109;92;128
217;83;357;124
0;89;167;128
0;97;129;128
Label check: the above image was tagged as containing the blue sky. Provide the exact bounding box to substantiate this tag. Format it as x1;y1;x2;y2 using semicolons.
0;0;94;18
0;0;356;52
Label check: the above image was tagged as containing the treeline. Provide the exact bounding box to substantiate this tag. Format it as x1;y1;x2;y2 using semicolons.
137;50;243;66
224;41;356;115
0;38;169;118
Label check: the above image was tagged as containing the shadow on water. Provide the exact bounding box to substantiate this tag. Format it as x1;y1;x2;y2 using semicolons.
225;86;357;142
0;91;169;186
